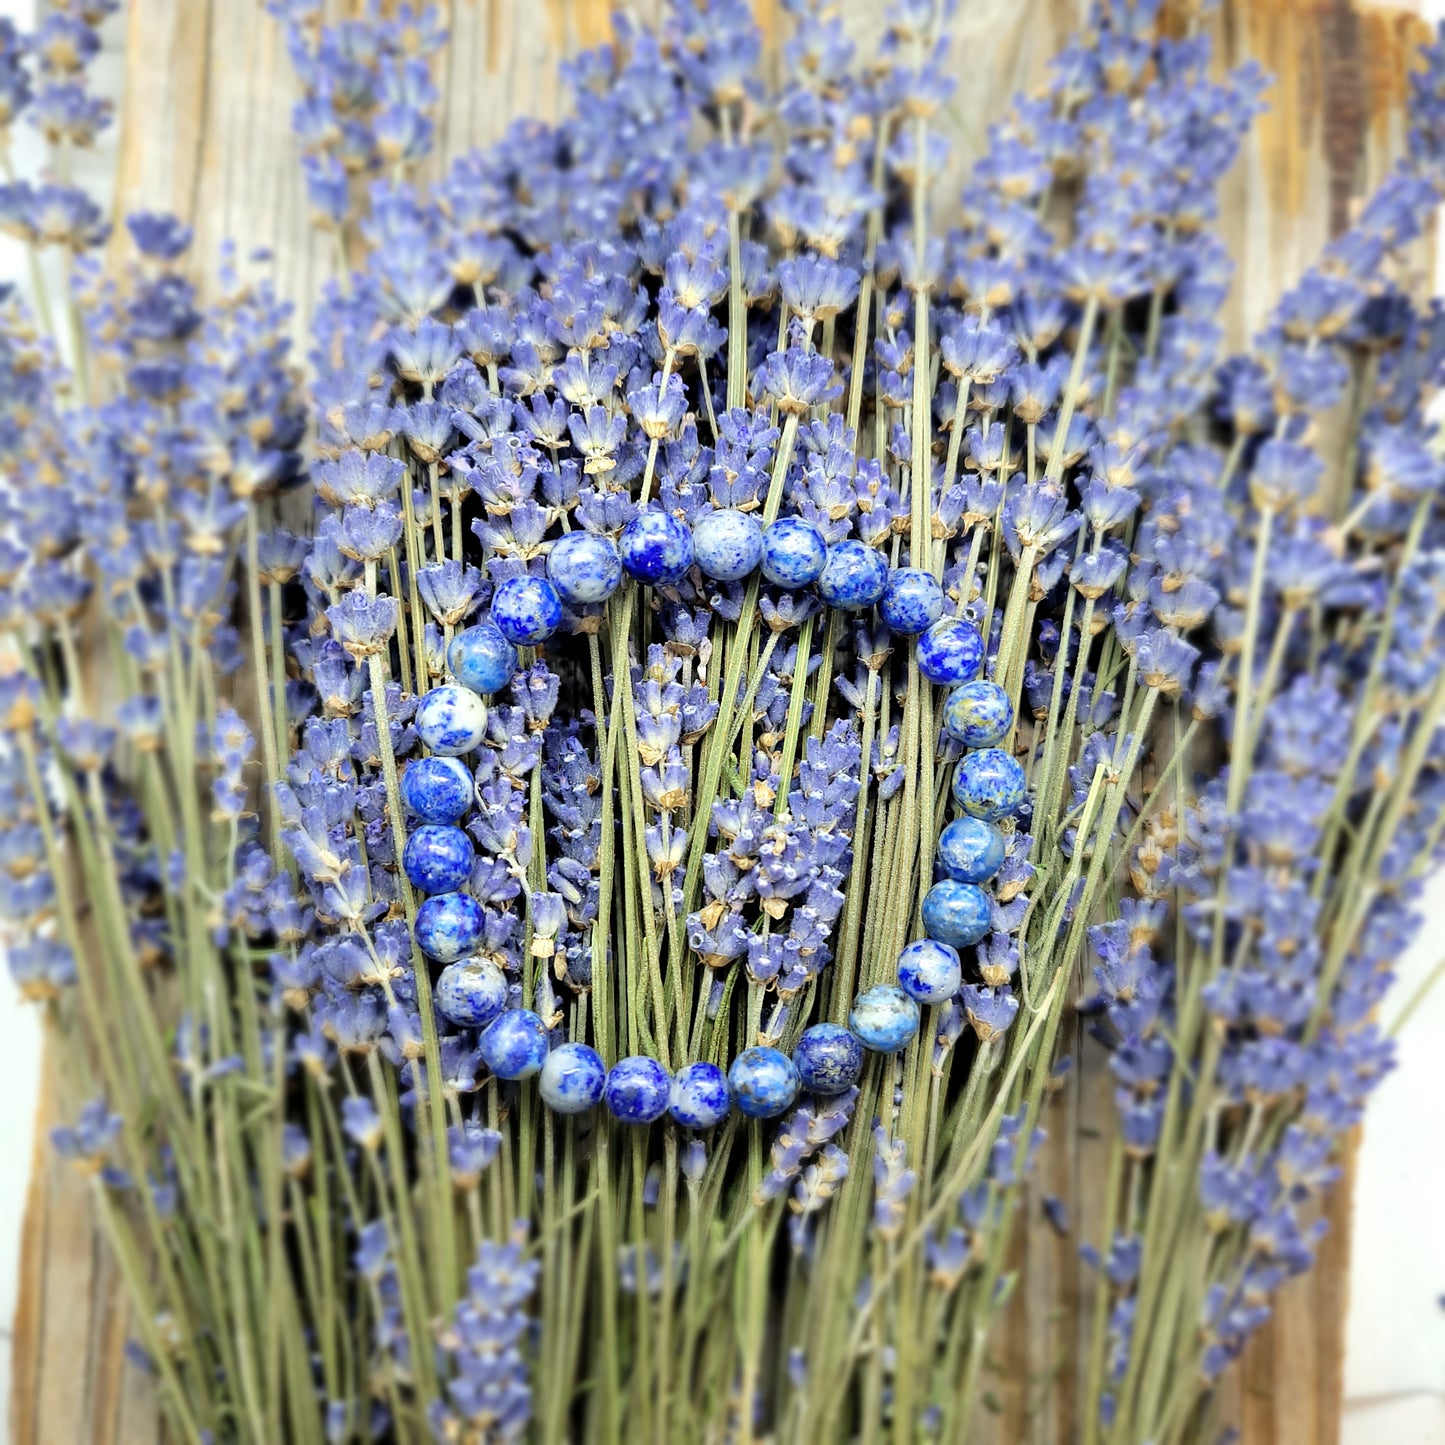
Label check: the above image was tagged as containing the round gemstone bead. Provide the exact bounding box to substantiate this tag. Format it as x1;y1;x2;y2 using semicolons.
849;984;922;1053
693;508;764;581
943;680;1014;748
792;1022;864;1096
879;568;944;635
434;958;508;1029
921;879;993;948
478;1009;549;1081
416;685;488;756
728;1047;801;1119
620;508;693;585
447;621;517;696
546;531;622;605
402;824;475;895
816;540;888;609
668;1061;732;1129
491;575;563;645
413;891;485;962
604;1056;671;1124
937;816;1006;884
953;747;1027;821
538;1042;607;1115
400;755;474;823
917;619;985;686
897;938;963;1004
761;517;828;588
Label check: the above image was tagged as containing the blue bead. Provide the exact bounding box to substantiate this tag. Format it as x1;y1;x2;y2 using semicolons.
792;1023;863;1096
879;568;944;635
620;508;693;585
897;938;963;1004
413;891;484;963
416;685;488;756
943;680;1014;747
761;517;828;588
728;1047;801;1119
693;508;764;581
538;1042;607;1114
402;824;475;895
492;575;563;645
917;619;985;686
816;540;889;609
921;879;993;948
668;1061;732;1128
849;984;921;1053
434;958;508;1028
478;1009;549;1080
604;1056;671;1124
447;621;517;695
546;531;622;605
937;816;1006;884
952;747;1027;821
400;755;474;823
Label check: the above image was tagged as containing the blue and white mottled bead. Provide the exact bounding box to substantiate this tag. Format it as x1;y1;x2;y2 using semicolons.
620;508;693;585
879;568;944;635
917;619;985;686
693;508;764;582
953;746;1027;821
402;824;475;895
849;984;922;1053
668;1061;732;1129
792;1023;863;1096
478;1009;549;1081
538;1042;607;1114
416;685;488;756
761;516;828;588
943;680;1014;748
816;540;888;609
897;938;963;1004
400;755;474;823
728;1047;801;1119
546;531;622;605
447;621;517;696
604;1055;671;1124
937;816;1006;884
921;879;993;948
413;890;485;962
434;958;508;1029
491;575;563;645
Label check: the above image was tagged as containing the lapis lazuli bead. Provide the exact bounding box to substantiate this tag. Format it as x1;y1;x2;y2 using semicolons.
693;508;764;582
917;619;985;686
668;1061;732;1129
402;824;475;895
921;879;993;948
620;508;693;585
400;755;474;823
491;575;563;645
953;746;1027;821
879;568;944;635
937;816;1006;884
816;540;888;609
413;890;485;962
729;1047;801;1119
943;680;1014;748
604;1055;671;1124
849;984;922;1053
538;1041;607;1114
792;1023;864;1097
897;938;963;1004
478;1009;549;1081
448;621;517;695
547;531;622;605
761;516;828;588
434;958;508;1029
416;685;488;756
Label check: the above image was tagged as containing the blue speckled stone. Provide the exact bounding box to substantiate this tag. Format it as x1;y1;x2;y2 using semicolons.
491;575;563;645
849;984;922;1053
538;1042;607;1114
668;1061;732;1128
604;1056;671;1124
402;824;475;895
953;746;1027;822
434;958;508;1029
620;508;693;585
937;816;1006;884
478;1009;549;1080
816;540;889;609
917;619;985;686
792;1023;863;1096
414;891;485;962
897;938;963;1004
693;508;764;581
921;879;993;948
728;1047;801;1119
879;568;945;635
448;621;517;696
400;755;474;823
547;531;622;605
761;517;828;588
416;685;489;756
943;680;1014;748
